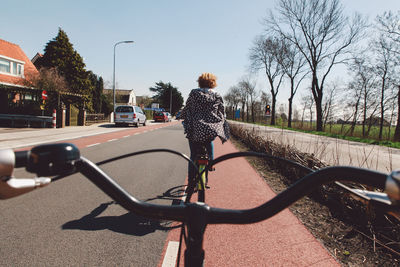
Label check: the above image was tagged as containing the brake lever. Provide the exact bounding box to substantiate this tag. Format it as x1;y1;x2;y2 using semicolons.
351;188;392;205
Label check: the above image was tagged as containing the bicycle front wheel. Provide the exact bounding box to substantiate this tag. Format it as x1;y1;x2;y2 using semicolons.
197;165;206;202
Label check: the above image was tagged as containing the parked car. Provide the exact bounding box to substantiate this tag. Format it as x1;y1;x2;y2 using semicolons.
153;111;169;122
114;105;147;127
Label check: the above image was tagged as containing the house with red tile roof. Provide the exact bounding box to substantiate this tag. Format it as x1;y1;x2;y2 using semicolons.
0;38;43;117
0;39;38;87
0;39;88;126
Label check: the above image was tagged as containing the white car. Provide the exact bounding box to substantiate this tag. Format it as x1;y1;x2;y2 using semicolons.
114;105;147;127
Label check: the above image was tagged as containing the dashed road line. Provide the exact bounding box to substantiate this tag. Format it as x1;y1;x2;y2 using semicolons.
107;139;118;142
86;143;100;147
181;186;187;204
123;135;130;138
161;241;180;267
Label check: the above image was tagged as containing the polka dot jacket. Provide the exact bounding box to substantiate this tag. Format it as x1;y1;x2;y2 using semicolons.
181;88;230;143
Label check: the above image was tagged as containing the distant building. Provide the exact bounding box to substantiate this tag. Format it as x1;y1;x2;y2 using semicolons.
103;88;137;106
31;52;43;66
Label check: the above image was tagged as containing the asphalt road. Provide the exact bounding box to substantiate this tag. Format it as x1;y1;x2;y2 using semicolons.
0;123;189;266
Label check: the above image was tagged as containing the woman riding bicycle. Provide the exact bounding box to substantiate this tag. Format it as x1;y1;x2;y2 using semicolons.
181;72;230;183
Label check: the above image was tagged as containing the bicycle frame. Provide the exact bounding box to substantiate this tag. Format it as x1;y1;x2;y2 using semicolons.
195;150;209;203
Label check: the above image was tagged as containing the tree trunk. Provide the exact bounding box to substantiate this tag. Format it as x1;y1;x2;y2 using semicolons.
315;96;323;131
241;103;245;121
362;92;367;138
379;77;386;140
288;97;293;128
246;102;250;122
350;98;360;136
271;94;277;125
394;86;400;141
251;103;255;123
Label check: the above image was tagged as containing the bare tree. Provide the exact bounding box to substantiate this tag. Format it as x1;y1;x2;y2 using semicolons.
237;83;248;122
238;77;258;123
266;0;366;131
345;81;362;136
28;67;69;109
300;93;314;129
276;38;308;127
249;35;285;125
373;35;397;140
322;82;339;131
224;86;241;119
293;106;300;122
377;11;400;141
347;55;378;137
28;67;69;93
377;11;400;54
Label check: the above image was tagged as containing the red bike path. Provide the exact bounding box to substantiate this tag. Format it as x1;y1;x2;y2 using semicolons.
159;139;339;266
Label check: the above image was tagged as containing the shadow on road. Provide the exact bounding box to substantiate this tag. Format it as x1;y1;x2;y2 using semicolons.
62;200;180;236
97;123;119;128
144;185;186;204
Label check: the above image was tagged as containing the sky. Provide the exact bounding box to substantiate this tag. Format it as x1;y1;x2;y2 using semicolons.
2;0;400;107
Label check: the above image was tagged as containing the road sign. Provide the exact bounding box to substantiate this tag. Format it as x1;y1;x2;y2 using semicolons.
42;90;48;100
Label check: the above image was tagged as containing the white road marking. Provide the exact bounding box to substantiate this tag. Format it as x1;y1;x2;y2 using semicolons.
123;135;130;138
134;133;140;135
161;241;180;267
181;186;187;204
107;139;118;142
86;143;100;147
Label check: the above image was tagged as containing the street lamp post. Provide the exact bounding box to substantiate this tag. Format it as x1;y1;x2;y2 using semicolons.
113;40;134;114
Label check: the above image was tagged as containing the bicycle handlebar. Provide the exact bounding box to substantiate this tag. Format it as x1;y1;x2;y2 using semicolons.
1;143;399;225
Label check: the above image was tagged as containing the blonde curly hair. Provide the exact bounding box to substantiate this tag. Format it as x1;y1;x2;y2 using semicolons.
197;73;217;89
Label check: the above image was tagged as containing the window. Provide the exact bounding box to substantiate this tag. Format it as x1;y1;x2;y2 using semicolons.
0;58;10;73
12;62;17;75
0;58;24;77
116;106;133;113
17;64;23;75
135;106;143;113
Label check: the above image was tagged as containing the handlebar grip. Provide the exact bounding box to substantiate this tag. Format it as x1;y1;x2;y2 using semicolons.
14;151;29;168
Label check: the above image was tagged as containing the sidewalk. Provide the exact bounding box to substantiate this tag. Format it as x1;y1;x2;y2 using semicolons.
0;123;126;149
161;139;339;266
0;121;169;150
229;121;400;172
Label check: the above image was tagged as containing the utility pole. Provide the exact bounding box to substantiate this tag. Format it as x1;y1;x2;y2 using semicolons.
169;88;172;114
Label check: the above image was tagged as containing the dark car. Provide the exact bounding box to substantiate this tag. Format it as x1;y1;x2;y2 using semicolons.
153;111;169;122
